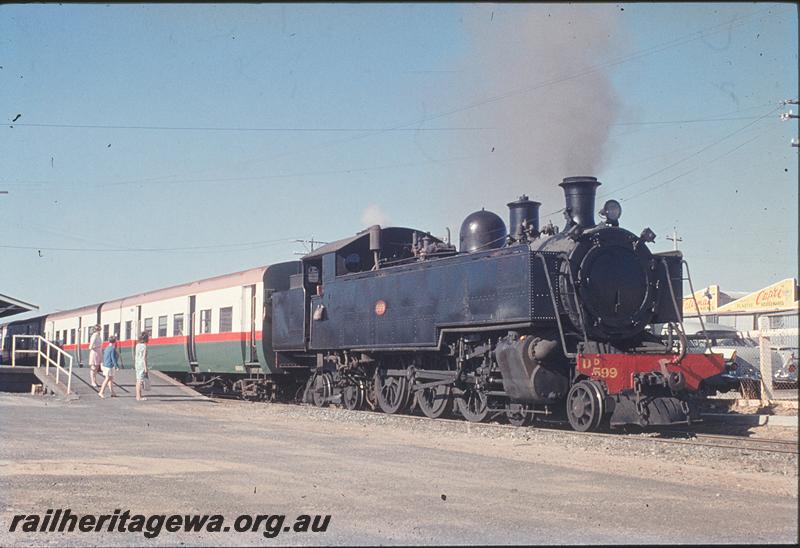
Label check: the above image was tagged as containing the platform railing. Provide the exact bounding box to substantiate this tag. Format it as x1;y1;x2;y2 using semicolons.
11;335;73;395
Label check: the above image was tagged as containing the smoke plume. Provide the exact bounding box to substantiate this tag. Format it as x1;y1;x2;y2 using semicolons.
445;4;626;223
361;204;391;227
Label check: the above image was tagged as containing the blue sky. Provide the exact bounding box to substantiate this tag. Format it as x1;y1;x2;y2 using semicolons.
1;3;797;318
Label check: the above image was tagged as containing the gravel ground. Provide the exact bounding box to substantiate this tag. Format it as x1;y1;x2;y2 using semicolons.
1;393;797;546
213;399;799;477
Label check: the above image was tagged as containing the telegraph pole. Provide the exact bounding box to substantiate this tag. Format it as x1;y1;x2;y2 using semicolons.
293;237;328;256
781;99;798;149
666;226;682;251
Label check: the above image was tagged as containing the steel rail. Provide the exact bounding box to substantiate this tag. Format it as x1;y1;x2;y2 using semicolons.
198;392;798;455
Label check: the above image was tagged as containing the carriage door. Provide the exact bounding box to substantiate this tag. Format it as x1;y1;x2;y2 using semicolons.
243;285;258;364
76;317;83;366
187;295;197;368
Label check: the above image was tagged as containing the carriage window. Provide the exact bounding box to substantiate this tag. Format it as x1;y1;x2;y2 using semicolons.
114;322;121;339
144;318;153;337
103;325;110;341
125;321;132;341
158;316;168;337
173;314;184;336
70;329;76;345
219;307;233;333
200;309;212;334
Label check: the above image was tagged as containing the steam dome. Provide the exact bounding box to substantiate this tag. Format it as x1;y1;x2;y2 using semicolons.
459;209;507;253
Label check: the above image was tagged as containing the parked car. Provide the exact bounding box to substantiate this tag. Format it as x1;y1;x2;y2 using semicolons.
771;346;798;387
665;320;796;393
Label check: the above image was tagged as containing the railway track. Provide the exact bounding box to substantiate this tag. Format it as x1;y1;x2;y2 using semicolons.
404;413;799;455
204;390;799;456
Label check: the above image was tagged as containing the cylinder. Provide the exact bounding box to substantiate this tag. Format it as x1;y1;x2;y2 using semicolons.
559;176;601;228
507;195;542;238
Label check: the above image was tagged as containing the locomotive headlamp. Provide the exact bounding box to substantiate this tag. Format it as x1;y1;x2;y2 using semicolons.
599;199;622;223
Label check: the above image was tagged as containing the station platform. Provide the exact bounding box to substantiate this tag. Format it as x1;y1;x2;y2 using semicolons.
0;364;208;403
69;366;209;403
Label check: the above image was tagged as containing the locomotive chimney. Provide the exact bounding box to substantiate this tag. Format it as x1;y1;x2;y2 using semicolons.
507;195;541;238
559;176;601;228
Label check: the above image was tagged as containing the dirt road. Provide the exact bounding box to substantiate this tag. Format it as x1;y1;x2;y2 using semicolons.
1;393;796;545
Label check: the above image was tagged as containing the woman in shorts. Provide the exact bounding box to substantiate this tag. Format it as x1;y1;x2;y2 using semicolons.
134;331;149;401
97;335;119;399
88;325;103;388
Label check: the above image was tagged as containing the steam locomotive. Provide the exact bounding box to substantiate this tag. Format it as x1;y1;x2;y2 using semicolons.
1;176;724;431
272;176;724;431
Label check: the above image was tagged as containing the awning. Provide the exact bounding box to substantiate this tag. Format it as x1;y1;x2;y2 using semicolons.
0;293;39;318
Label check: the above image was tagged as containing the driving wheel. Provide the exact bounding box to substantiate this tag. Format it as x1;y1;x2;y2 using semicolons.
342;381;365;411
455;387;489;422
566;380;605;432
375;370;411;414
311;372;332;408
415;384;453;419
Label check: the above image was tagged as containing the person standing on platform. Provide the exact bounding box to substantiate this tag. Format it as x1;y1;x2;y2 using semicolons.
134;331;149;401
88;325;103;388
98;335;119;399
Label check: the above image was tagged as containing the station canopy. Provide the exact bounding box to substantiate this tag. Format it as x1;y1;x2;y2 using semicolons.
0;293;38;318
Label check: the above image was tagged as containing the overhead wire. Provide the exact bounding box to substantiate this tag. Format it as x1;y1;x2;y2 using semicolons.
621;127;773;202
0;238;297;254
2;4;779;191
539;104;782;222
4;150;498;188
8;122;493;132
600;104;783;199
387;5;779;129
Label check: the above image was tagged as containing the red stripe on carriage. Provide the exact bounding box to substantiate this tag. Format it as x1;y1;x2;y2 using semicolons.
57;331;263;349
193;331;263;343
142;335;187;347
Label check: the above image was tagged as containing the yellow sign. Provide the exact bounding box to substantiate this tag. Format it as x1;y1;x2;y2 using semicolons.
682;285;720;315
716;278;798;313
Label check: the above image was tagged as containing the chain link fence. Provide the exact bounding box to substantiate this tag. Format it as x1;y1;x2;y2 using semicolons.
690;311;798;403
756;314;798;402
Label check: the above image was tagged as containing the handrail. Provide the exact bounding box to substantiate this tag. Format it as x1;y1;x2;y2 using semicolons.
682;259;711;351
11;335;73;395
537;254;574;358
